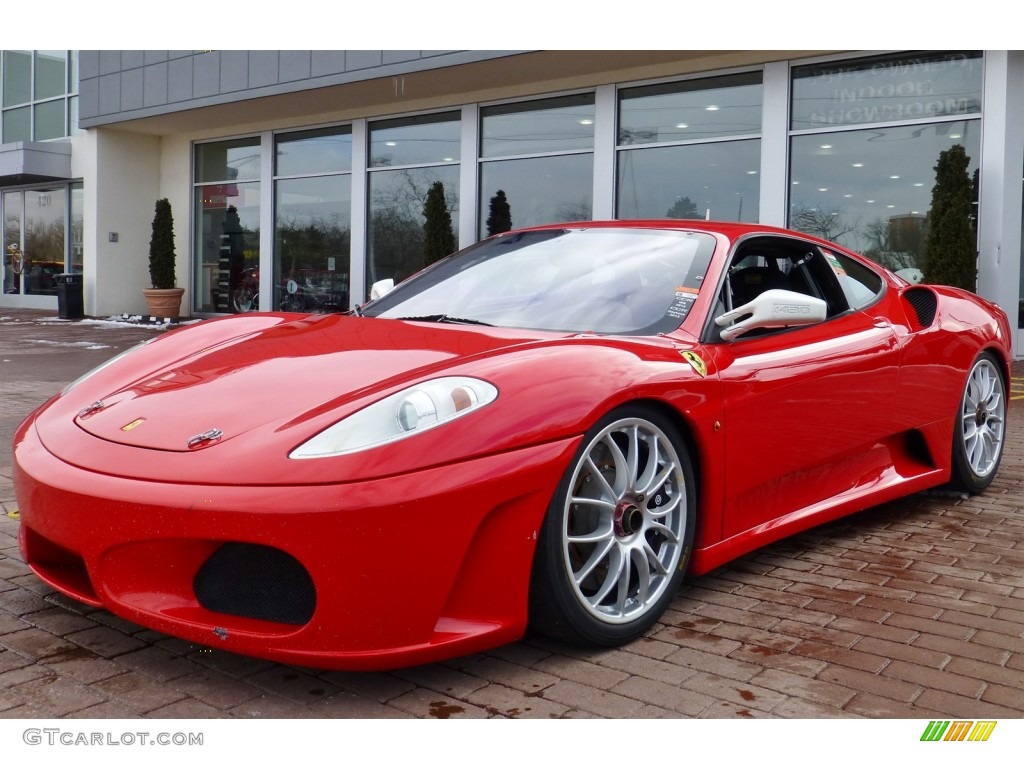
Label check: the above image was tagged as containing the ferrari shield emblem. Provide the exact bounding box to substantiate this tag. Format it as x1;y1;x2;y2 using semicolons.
680;350;707;378
120;418;145;432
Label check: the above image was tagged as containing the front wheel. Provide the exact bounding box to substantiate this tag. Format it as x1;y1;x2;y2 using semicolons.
950;352;1006;493
529;405;695;646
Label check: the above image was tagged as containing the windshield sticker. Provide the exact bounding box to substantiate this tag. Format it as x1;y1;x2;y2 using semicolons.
666;291;697;321
823;250;847;276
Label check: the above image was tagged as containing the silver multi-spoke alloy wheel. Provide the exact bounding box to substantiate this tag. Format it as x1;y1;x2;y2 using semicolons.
560;416;688;625
959;355;1006;481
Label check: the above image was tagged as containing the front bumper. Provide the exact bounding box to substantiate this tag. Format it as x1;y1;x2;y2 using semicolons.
14;424;578;670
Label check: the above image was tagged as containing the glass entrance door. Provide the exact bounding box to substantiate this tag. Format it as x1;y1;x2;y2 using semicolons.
2;186;68;304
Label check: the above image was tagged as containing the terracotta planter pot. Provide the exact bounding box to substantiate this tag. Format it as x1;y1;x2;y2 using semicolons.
142;287;185;320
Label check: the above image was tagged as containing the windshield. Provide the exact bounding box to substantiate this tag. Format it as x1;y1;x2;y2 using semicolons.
363;227;716;335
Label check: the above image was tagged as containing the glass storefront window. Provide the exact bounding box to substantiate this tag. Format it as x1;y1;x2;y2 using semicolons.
618;139;760;221
193;140;261;315
368;114;460;287
34;51;67;101
34;100;65;141
2;106;29;142
3;185;78;299
370;113;459;167
274;126;353;313
194;185;261;314
479;95;595;237
619;72;762;144
69;182;83;273
2;50;31;106
2;191;23;296
369;164;460;285
195;138;262;184
616;73;762;222
276;127;352;176
23;188;66;296
789;120;980;273
1;49;75;142
479;154;593;232
481;94;594;157
791;51;983;130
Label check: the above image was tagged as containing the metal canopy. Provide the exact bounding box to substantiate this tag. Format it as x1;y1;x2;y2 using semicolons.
0;141;72;186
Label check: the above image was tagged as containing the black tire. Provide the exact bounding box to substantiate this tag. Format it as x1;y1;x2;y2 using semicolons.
529;404;695;646
950;351;1006;493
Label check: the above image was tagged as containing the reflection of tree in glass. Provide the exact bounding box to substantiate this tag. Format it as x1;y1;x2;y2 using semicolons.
423;181;455;266
277;215;349;274
371;207;423;285
863;215;928;272
486;190;513;236
790;205;859;245
4;215;18;246
923;144;976;291
26;218;65;260
371;170;457;284
275;213;350;310
555;198;592;223
666;196;699;219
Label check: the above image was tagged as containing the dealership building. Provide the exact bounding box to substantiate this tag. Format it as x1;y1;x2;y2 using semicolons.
1;50;1022;348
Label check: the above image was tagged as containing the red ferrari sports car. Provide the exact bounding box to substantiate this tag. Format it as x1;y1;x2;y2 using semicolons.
13;221;1010;670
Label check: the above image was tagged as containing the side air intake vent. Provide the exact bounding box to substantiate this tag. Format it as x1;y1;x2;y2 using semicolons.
902;287;938;329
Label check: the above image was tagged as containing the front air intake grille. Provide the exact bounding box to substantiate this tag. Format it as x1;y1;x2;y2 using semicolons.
903;287;938;328
194;543;315;625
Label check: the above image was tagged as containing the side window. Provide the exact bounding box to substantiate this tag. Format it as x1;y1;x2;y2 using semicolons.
711;236;858;342
822;249;884;310
724;237;847;316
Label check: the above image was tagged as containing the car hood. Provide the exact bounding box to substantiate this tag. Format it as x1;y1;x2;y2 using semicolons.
69;313;550;452
30;312;709;485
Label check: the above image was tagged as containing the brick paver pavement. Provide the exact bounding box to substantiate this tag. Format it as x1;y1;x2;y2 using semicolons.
1;309;1022;718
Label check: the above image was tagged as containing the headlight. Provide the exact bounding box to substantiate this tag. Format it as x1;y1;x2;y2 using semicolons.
289;376;498;459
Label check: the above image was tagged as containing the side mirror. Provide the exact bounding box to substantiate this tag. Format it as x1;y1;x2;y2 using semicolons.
369;278;395;301
715;289;827;342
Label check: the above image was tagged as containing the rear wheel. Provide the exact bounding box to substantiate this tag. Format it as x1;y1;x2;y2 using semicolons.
530;405;695;646
950;352;1006;493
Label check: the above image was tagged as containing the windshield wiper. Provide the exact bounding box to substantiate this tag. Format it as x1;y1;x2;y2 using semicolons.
397;314;493;326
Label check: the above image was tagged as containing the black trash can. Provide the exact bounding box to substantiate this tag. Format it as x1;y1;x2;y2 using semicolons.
56;273;84;320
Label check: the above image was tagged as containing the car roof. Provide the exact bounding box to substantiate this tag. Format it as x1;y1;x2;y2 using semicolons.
517;219;829;245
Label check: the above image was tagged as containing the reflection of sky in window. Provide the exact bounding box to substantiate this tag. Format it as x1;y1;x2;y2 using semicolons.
276;176;351;229
369;113;460;167
276;129;352;176
2;50;32;106
34;50;67;100
34;100;65;141
480;154;593;232
619;74;762;144
195;139;261;182
617;140;760;222
481;95;595;157
789;120;980;252
791;52;982;130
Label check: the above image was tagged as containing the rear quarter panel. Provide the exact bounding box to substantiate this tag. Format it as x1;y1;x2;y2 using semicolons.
891;285;1011;440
